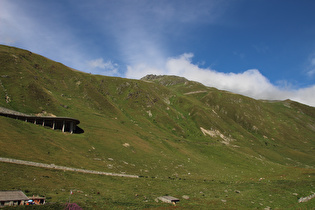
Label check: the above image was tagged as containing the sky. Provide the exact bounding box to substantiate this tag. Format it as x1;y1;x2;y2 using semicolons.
1;0;315;106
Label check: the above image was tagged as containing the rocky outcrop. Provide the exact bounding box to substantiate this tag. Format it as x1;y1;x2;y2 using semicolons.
298;192;315;203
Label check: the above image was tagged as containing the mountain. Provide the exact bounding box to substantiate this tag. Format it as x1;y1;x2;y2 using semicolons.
0;45;314;209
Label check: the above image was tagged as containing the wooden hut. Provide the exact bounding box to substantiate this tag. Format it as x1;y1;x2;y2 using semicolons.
0;191;29;206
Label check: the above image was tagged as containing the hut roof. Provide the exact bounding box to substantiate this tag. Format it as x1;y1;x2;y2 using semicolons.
158;196;180;203
0;191;29;202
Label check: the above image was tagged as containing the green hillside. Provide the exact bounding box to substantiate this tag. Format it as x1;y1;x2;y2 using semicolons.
0;45;314;209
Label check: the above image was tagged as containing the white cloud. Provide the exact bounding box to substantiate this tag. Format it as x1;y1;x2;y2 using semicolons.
292;86;315;106
76;0;228;74
0;1;28;45
126;63;165;79
308;69;315;77
127;53;315;107
0;0;228;77
0;1;89;72
88;58;119;76
307;57;315;77
164;53;280;98
1;1;314;107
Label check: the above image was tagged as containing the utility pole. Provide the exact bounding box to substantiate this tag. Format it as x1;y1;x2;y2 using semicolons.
68;190;73;205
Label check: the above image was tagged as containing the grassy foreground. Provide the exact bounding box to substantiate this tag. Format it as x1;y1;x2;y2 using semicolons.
1;162;315;209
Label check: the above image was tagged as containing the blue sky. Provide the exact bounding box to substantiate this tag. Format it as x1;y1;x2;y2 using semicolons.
1;0;315;106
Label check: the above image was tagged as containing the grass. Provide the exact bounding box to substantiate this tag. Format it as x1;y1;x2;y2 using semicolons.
0;45;315;209
1;162;314;209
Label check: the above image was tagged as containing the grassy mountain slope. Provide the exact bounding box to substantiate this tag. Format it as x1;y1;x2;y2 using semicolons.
0;45;314;209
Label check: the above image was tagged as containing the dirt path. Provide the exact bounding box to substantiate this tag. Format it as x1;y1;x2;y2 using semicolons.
184;90;207;95
0;157;139;178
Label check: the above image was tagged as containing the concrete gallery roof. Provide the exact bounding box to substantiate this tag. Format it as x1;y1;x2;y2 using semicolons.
0;106;80;124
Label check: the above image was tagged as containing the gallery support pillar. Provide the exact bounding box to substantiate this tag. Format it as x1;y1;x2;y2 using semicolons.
62;120;65;132
70;121;74;134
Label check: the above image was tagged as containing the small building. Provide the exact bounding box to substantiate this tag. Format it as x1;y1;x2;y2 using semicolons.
29;195;45;205
158;196;180;204
0;190;29;207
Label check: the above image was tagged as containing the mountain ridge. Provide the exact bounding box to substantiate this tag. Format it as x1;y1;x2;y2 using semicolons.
0;44;314;209
1;44;314;169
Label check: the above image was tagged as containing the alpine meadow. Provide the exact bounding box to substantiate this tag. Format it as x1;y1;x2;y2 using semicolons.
0;45;314;209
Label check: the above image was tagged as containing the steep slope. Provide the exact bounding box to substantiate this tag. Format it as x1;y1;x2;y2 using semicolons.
1;45;314;209
141;75;315;167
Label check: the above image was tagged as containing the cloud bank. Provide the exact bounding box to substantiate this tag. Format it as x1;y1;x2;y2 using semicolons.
0;0;111;75
88;58;119;76
127;53;315;107
1;1;315;107
307;55;315;77
78;0;228;73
